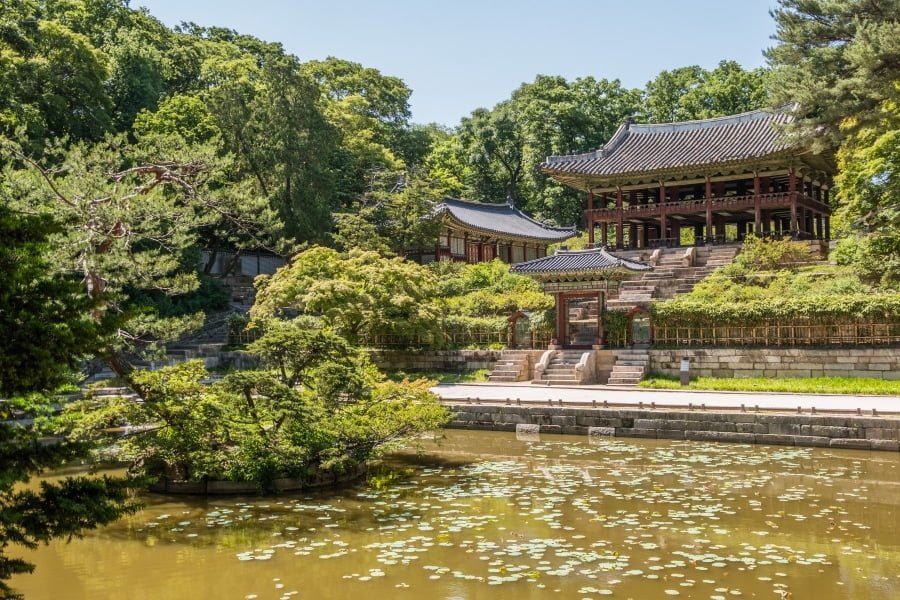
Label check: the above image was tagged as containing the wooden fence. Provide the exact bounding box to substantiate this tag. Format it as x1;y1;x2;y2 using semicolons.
230;320;896;350
652;320;900;347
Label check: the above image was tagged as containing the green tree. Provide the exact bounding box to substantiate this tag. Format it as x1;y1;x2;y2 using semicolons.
641;61;769;123
767;0;900;286
443;75;640;224
0;204;134;598
0;2;113;151
766;0;900;149
65;323;450;491
832;88;900;286
252;247;443;345
332;171;442;255
205;51;339;243
1;134;260;379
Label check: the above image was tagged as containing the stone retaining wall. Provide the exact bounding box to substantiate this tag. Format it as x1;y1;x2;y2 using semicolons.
446;404;900;452
650;348;900;380
369;349;503;372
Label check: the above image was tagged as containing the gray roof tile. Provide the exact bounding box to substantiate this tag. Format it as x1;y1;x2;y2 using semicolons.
436;197;576;242
542;108;794;179
511;247;652;275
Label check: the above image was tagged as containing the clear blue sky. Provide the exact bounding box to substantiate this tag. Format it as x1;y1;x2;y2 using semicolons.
136;0;778;126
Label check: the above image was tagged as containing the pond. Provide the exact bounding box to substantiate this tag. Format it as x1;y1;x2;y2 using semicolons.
13;430;900;599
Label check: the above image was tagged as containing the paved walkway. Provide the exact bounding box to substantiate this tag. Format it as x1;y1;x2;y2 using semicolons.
433;382;900;414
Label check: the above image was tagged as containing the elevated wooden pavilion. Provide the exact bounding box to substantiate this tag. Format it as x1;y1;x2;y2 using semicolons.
410;197;576;264
541;108;835;248
511;247;652;348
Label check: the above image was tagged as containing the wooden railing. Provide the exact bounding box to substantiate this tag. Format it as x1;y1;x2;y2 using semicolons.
652;320;900;347
588;192;829;222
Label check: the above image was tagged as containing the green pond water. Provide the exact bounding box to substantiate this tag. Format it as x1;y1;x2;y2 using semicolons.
12;430;900;600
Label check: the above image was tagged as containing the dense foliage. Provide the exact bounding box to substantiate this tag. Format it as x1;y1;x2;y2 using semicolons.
652;293;900;328
653;237;898;327
64;322;450;491
251;250;554;348
252;247;444;345
0;205;134;598
767;0;900;287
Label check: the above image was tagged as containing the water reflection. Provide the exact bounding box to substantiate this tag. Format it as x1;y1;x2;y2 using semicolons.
12;431;900;599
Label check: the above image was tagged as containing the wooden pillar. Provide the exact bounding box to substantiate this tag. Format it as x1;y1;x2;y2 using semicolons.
555;294;565;346
601;223;608;247
824;216;831;241
615;188;624;249
753;172;762;234
705;176;713;243
639;224;648;248
587;190;594;246
789;169;798;236
628;224;637;249
596;291;604;348
659;182;667;246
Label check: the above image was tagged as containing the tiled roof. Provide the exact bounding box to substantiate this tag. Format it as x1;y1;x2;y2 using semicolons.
436;197;576;242
542;108;794;179
511;247;652;275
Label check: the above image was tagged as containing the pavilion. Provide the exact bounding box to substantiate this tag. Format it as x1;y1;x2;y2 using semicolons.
541;108;835;249
511;246;651;348
408;197;577;264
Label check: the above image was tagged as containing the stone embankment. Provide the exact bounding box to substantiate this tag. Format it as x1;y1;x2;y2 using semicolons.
446;403;900;452
650;348;900;380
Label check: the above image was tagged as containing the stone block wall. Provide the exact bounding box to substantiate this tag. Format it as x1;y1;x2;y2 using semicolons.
446;404;900;452
650;348;900;380
368;349;503;372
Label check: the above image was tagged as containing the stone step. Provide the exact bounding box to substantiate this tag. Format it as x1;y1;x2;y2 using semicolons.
488;375;518;382
489;369;520;376
611;364;645;372
542;375;578;383
607;378;640;386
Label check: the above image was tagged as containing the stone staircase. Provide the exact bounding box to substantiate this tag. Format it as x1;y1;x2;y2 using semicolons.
532;350;585;385
487;350;531;382
607;348;651;386
608;245;741;308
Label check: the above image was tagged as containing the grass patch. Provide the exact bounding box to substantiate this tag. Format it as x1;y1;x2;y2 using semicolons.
639;373;900;396
384;369;491;384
